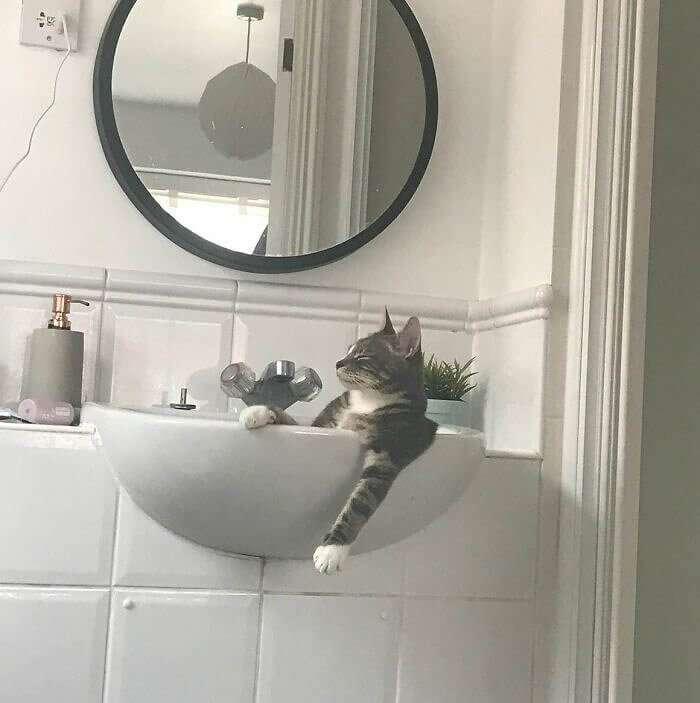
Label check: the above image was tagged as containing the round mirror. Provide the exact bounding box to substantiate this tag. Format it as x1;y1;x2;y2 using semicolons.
94;0;437;272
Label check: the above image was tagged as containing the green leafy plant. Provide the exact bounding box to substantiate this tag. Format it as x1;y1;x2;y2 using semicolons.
423;355;477;401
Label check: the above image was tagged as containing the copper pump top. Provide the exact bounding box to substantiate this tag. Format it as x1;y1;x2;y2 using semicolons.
48;294;90;330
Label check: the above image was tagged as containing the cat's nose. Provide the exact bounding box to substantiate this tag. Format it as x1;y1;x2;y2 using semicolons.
336;359;346;370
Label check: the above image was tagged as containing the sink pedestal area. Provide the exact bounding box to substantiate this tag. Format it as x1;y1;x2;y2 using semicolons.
82;403;483;559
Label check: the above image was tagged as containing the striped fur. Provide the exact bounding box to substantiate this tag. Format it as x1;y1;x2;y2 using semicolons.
251;311;437;570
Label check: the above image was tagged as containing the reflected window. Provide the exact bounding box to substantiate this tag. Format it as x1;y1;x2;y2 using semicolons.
151;190;269;254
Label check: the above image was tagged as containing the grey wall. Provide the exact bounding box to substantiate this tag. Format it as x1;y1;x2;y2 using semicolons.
366;0;425;223
633;1;700;701
113;99;271;197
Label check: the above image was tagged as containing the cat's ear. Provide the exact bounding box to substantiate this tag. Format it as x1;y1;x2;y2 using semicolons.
398;317;422;358
380;307;396;335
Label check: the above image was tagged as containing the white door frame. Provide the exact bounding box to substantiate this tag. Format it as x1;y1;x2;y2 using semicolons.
556;0;660;702
270;0;377;255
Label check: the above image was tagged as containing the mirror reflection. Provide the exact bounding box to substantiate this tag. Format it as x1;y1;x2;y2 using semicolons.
111;0;428;257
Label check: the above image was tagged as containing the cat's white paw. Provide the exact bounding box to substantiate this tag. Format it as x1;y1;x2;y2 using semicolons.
313;544;351;574
240;406;275;430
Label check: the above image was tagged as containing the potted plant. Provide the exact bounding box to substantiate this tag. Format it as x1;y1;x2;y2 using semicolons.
423;355;477;427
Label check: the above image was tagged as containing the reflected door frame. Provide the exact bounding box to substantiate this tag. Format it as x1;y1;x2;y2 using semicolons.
268;0;378;256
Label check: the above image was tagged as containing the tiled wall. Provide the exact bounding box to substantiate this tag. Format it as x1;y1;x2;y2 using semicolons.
0;259;557;703
0;259;552;453
0;424;540;703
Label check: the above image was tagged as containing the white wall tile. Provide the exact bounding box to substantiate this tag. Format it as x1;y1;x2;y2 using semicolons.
114;491;261;590
0;428;117;585
105;589;259;703
360;291;469;331
234;283;359;419
236;281;360;321
473;319;547;452
257;595;401;703
544;248;570;418
403;457;540;599
99;270;236;411
232;312;356;419
533;418;563;703
263;541;405;595
0;587;109;703
399;600;534;703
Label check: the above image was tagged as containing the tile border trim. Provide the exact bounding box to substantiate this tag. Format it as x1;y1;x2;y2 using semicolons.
0;260;553;330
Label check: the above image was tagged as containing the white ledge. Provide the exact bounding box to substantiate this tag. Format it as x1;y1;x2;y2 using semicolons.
105;270;236;312
467;284;553;331
0;260;105;300
0;260;553;332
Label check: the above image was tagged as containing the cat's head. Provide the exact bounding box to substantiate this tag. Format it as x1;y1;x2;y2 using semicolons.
335;309;424;395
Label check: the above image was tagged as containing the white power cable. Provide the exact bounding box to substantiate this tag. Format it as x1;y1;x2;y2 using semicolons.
0;14;72;196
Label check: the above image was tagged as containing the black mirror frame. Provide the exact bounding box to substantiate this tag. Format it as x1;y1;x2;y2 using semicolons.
93;0;438;274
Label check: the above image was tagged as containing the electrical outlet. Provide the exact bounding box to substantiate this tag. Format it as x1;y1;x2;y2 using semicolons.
20;0;81;51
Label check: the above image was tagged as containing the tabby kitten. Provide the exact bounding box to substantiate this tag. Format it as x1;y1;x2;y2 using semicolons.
240;311;437;574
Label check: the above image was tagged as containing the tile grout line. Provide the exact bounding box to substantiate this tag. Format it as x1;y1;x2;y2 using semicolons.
223;281;238;413
94;269;113;404
0;582;536;603
393;547;408;703
0;583;112;592
538;314;552;456
99;489;121;703
261;590;534;602
250;558;266;703
87;269;108;404
393;597;406;703
529;456;545;703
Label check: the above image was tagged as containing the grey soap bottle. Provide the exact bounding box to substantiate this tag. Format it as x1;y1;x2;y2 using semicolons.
21;293;89;408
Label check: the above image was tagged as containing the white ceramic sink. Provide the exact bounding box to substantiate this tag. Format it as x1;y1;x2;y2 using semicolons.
82;402;483;559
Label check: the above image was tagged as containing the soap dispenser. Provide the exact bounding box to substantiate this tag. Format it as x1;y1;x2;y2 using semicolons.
21;293;90;409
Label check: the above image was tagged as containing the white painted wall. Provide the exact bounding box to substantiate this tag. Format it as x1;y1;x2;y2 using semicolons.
633;1;700;699
476;0;564;299
0;0;562;299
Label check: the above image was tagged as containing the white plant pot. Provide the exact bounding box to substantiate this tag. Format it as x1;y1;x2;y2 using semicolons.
425;399;469;427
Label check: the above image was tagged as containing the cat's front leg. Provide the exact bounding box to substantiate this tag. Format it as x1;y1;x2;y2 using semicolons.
240;406;298;429
313;450;398;574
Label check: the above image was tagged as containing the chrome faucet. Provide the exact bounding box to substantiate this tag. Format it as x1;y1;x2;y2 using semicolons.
220;360;323;410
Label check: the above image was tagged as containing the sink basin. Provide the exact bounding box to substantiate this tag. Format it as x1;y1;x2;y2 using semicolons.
82;402;483;559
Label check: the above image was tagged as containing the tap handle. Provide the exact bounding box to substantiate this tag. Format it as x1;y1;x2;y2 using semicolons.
220;362;256;398
261;360;295;382
290;367;323;402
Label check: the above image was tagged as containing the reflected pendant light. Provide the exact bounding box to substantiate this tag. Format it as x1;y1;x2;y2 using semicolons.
198;3;276;161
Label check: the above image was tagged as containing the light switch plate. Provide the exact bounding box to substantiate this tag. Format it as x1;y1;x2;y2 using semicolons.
20;0;80;51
